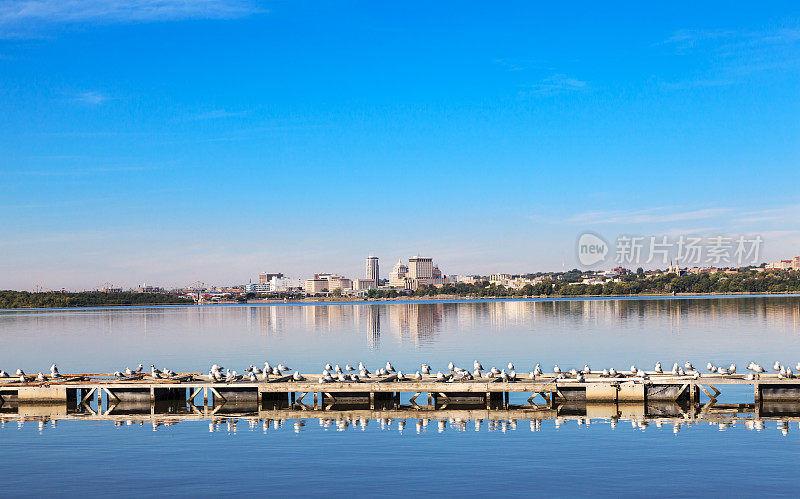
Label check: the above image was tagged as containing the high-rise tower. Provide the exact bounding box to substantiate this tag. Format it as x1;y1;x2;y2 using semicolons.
366;255;380;286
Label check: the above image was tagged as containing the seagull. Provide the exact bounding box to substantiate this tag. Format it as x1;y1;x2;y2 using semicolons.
135;364;144;373
534;364;542;376
601;368;609;377
325;363;333;371
248;371;258;382
436;371;445;381
421;364;431;375
630;364;637;374
774;361;781;371
528;371;536;379
448;361;455;372
151;366;162;379
351;374;360;382
0;370;8;378
654;362;663;374
491;366;501;375
678;367;685;376
636;369;647;378
507;362;515;371
397;371;406;380
787;368;795;379
729;364;736;374
16;369;25;376
225;370;237;382
151;364;161;374
264;362;272;373
672;362;679;374
796;362;800;372
337;372;347;382
474;360;483;371
19;374;26;383
385;362;395;373
50;364;60;376
277;364;290;372
358;362;370;374
36;372;47;382
582;364;591;374
609;368;618;377
345;364;355;371
684;361;694;371
209;370;221;381
113;371;124;378
576;372;585;382
335;365;343;375
717;367;729;375
414;371;422;380
553;364;561;374
485;371;495;378
509;370;516;380
473;368;482;377
500;370;509;382
570;368;578;377
252;365;262;375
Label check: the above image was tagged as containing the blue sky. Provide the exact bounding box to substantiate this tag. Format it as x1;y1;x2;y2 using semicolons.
1;1;799;289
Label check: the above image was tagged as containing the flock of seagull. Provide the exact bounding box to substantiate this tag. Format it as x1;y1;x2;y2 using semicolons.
3;360;800;384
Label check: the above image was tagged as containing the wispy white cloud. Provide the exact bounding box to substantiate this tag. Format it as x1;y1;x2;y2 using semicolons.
190;109;249;121
70;90;112;105
658;26;800;84
0;0;265;38
569;207;732;225
519;73;588;97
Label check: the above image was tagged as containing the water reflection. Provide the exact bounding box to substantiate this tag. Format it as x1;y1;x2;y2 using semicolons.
1;296;800;373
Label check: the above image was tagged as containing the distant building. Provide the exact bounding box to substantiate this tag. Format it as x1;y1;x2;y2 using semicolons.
258;272;284;284
767;260;794;270
794;256;800;270
304;279;329;294
353;278;376;291
137;284;164;293
244;283;270;293
366;256;379;285
408;256;433;278
390;255;450;290
389;259;409;284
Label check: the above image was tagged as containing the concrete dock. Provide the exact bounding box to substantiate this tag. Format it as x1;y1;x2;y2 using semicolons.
2;370;800;415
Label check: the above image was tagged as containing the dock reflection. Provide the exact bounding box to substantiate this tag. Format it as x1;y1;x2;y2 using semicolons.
4;399;800;436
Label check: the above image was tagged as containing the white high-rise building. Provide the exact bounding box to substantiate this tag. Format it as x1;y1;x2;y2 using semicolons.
408;256;433;278
366;255;380;285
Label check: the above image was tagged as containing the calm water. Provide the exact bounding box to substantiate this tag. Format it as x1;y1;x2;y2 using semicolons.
2;295;800;497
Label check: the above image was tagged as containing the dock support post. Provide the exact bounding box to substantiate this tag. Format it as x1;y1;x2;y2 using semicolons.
486;392;491;409
369;392;375;410
291;392;296;405
313;392;318;409
203;387;208;407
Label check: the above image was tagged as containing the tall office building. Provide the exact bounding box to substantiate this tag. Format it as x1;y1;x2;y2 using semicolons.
408;256;433;278
366;255;380;285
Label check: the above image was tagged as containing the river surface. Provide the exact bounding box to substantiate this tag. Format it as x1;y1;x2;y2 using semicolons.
2;295;800;496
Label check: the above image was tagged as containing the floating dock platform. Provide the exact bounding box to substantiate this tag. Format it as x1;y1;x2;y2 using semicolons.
2;371;800;416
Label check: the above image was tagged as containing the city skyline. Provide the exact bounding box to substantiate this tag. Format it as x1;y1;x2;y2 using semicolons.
2;1;799;290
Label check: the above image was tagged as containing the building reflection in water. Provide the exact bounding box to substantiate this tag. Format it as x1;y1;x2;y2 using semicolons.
212;296;800;349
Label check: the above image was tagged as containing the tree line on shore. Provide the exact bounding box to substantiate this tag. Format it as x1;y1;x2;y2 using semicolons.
0;290;193;309
366;269;800;298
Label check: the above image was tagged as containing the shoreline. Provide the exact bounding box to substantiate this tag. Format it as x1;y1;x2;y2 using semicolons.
3;291;800;311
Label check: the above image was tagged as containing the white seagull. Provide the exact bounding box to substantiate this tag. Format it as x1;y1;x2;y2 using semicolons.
385;362;395;373
345;364;355;371
474;360;483;371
